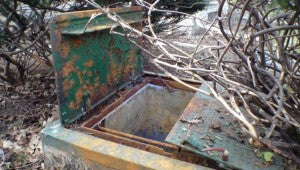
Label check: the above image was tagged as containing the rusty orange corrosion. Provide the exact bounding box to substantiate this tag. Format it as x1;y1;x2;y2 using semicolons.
77;77;215;167
71;36;86;47
83;60;94;67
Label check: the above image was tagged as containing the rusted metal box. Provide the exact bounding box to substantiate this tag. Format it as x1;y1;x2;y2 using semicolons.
48;6;285;170
49;8;211;165
81;77;211;166
49;7;143;125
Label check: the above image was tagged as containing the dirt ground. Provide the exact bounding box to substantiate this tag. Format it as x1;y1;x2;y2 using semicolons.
0;69;58;169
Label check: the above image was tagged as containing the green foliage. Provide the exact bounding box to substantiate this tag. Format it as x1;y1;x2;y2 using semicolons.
269;0;300;11
263;152;274;162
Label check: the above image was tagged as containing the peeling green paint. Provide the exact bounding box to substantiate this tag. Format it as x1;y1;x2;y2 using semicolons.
49;7;143;125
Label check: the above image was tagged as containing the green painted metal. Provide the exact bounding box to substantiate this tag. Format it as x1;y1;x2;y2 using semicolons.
166;84;285;170
49;7;143;125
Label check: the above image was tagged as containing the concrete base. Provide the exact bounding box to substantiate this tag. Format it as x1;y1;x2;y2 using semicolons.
41;121;210;170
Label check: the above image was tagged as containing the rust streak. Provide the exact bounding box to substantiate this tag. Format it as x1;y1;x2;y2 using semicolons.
63;80;75;96
72;36;85;47
83;60;94;67
60;41;71;58
62;62;76;78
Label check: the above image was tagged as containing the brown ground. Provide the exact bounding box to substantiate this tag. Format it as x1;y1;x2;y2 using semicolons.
0;70;58;169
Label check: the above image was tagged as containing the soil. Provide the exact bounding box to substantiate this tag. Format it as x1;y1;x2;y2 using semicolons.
0;69;58;169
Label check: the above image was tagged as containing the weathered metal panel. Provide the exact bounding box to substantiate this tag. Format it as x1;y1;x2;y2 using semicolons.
166;84;284;170
49;7;143;125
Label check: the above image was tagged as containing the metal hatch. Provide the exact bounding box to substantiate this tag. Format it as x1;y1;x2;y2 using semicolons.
165;84;284;170
49;7;143;125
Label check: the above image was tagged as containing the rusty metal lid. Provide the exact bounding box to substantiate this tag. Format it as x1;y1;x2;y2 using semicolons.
49;7;143;125
51;7;144;35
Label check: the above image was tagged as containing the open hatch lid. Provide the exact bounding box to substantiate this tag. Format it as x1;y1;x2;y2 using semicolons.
49;7;143;125
165;84;284;170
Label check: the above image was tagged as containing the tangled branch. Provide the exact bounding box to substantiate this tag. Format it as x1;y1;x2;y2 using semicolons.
0;0;87;84
86;0;300;164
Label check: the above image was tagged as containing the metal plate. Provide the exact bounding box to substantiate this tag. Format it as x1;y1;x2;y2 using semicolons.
49;7;143;125
166;84;284;170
